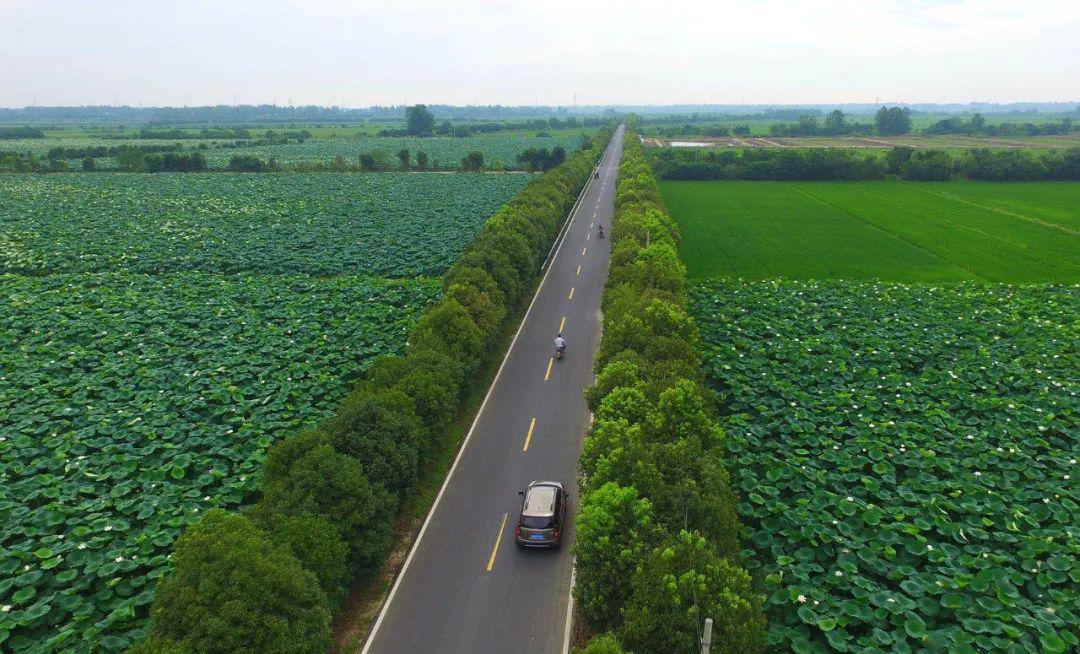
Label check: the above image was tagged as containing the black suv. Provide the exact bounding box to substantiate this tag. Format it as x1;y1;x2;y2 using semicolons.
515;481;568;549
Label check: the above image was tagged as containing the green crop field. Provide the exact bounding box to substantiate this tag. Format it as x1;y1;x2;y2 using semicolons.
0;173;527;276
0;170;525;652
660;181;1080;283
692;279;1080;654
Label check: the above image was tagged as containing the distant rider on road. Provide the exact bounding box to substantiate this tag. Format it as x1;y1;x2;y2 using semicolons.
554;334;567;357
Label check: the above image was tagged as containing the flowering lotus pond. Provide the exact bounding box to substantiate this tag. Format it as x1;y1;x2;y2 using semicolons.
692;280;1079;654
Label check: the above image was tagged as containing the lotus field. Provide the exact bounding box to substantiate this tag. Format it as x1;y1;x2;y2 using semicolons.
0;174;528;276
692;280;1079;653
0;172;525;652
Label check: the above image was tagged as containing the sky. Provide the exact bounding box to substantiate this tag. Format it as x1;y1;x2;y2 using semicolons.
1;0;1078;107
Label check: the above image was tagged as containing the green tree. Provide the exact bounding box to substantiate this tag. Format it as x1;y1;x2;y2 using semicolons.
258;430;396;571
875;106;912;136
405;104;435;136
145;510;330;654
620;531;766;654
574;483;656;631
397;148;410;170
824;109;847;135
259;513;352;608
574;633;630;654
81;156;96;171
416;150;429;170
326;388;423;498
461;150;484;171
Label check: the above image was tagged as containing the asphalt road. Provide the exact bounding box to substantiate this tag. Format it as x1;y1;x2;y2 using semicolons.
362;125;623;654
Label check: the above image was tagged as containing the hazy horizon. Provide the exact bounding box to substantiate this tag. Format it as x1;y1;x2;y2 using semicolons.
2;0;1078;107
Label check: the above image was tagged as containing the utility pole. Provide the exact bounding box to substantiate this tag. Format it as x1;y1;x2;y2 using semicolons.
700;617;713;654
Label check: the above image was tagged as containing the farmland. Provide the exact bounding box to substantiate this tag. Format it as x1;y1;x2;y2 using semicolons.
660;181;1080;282
0;173;528;276
692;280;1080;654
0;170;528;651
1;133;584;171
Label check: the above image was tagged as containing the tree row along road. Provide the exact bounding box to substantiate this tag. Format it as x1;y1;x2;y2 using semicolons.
362;125;624;654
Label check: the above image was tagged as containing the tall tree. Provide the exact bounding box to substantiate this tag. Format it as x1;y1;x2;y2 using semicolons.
397;148;411;170
824;109;847;135
405;104;435;137
416;150;429;171
875;106;912;136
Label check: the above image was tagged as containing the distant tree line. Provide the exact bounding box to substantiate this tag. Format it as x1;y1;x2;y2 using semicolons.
650;146;1080;181
0;126;45;139
923;113;1074;137
516;146;566;171
46;143;182;159
374;104;605;138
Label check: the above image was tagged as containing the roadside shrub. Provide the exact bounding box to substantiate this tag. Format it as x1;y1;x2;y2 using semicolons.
573;633;630;654
145;511;330;654
620;531;765;654
646;380;712;446
585;359;644;412
574;483;657;632
365;349;465;432
327;388;422;498
445;280;507;337
258;430;395;571
595;385;650;425
407;299;485;371
261;513;351;607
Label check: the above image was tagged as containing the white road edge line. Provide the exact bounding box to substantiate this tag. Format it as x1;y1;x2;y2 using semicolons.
562;560;577;654
360;135;616;654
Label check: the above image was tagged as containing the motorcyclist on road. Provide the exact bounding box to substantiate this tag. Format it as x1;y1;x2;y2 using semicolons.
554;334;567;359
597;224;604;238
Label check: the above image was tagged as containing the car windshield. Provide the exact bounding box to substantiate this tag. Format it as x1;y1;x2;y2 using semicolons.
521;515;553;530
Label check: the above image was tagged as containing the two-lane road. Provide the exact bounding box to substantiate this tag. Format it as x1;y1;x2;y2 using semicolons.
362;126;623;654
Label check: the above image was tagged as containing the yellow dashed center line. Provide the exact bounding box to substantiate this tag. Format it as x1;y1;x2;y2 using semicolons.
568;287;575;300
586;233;590;241
486;513;508;572
544;357;554;381
576;265;581;275
559;316;566;332
522;417;536;452
582;247;587;256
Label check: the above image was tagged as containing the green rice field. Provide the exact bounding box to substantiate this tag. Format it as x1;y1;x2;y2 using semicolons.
660;181;1080;282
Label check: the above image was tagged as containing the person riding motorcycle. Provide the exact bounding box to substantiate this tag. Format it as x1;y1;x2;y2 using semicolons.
597;224;604;239
554;334;567;360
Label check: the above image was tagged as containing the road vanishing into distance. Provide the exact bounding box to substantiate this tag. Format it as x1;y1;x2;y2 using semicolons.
363;125;623;654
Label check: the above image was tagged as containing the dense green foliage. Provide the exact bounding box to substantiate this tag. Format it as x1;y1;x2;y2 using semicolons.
692;279;1080;653
875;106;913;136
130;130;610;652
1;134;584;171
574;128;765;654
649;146;1080;181
144;511;330;654
0;272;436;652
0;173;527;276
659;181;1080;282
0;127;46;139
